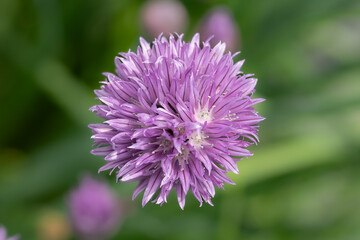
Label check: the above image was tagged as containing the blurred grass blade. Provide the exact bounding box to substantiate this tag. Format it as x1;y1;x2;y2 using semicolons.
228;130;345;189
35;59;99;125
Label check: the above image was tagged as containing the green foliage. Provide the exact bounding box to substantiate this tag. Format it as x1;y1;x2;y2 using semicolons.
0;0;359;239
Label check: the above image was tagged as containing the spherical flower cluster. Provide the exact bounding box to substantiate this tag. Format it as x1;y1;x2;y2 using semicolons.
0;226;19;240
89;34;264;209
199;7;240;52
140;0;188;38
67;176;122;239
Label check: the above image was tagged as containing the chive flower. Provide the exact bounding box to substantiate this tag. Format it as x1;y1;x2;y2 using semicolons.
140;0;188;38
67;176;122;239
0;226;19;240
199;6;240;52
89;34;264;209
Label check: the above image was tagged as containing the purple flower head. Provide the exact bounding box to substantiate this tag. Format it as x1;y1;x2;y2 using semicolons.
67;175;122;240
199;7;240;52
140;0;188;38
0;226;19;240
89;33;264;209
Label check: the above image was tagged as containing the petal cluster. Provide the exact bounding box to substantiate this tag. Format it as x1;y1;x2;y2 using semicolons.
89;34;264;209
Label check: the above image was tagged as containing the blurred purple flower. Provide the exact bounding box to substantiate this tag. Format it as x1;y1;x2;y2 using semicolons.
0;226;19;240
140;0;188;38
68;176;122;240
199;7;240;52
89;33;264;209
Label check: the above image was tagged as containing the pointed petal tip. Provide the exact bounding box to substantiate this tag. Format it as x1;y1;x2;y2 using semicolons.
132;193;138;201
141;198;148;207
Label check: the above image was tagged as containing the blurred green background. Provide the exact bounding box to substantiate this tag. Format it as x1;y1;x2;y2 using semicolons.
1;0;360;239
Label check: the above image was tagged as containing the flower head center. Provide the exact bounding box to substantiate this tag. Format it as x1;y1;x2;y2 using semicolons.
195;108;213;124
189;130;206;149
